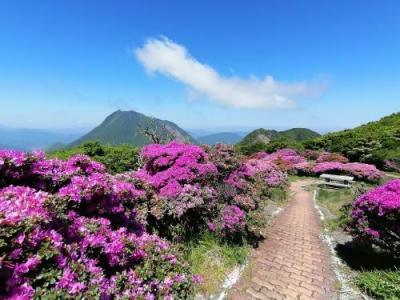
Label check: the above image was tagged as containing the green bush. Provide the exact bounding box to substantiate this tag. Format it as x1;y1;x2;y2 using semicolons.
303;113;400;168
48;141;141;173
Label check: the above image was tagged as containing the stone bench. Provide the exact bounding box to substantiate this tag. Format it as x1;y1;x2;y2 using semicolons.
319;174;354;188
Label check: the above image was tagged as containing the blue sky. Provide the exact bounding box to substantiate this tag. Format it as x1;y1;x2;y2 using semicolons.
0;0;399;133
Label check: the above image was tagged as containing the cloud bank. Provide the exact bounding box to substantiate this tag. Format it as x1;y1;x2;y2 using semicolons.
136;37;324;109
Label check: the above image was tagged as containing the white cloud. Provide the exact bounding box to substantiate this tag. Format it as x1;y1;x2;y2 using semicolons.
135;37;324;109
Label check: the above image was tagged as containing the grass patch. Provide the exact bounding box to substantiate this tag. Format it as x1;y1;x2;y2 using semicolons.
287;175;315;183
184;233;250;296
316;188;353;230
316;182;376;230
355;269;400;299
269;187;287;202
317;188;353;216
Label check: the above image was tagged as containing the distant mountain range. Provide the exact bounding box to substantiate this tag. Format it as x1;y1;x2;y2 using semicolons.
3;110;398;162
197;132;247;145
0;126;85;151
69;110;196;147
240;128;321;145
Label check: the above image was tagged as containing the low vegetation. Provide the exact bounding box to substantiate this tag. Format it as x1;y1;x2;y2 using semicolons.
355;269;400;299
316;173;400;299
185;233;250;295
316;188;354;231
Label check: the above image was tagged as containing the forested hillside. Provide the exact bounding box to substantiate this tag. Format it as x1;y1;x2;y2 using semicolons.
236;128;320;155
304;112;400;168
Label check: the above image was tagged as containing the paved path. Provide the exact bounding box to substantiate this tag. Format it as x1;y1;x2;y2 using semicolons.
229;180;337;299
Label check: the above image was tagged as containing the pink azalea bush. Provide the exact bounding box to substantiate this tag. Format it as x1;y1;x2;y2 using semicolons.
135;142;217;198
133;143;283;241
312;162;383;182
292;162;315;176
0;150;106;191
349;179;400;255
301;150;320;160
248;149;384;182
0;143;301;298
221;152;288;239
316;152;349;163
384;159;400;172
0;149;197;299
225;158;287;190
266;148;307;165
204;144;241;179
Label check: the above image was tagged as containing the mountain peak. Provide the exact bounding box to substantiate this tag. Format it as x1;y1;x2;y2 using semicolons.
240;127;320;145
70;110;196;147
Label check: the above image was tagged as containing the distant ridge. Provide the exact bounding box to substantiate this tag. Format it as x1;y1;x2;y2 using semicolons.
240;128;321;145
0;126;84;151
197;132;247;145
70;110;196;147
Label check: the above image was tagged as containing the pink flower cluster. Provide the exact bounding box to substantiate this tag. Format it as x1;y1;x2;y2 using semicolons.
225;157;287;190
136;142;217;197
384;159;400;172
0;150;106;191
134;143;278;240
350;179;400;255
316;152;349;163
0;148;197;299
265;148;307;165
312;161;383;182
0;186;50;225
252;149;384;182
220;205;246;232
166;184;217;218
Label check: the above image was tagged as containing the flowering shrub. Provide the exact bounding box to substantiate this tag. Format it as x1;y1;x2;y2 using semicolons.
1;143;298;297
254;149;306;167
301;150;320;160
0;150;106;192
166;184;217;218
344;163;384;182
205;144;241;180
267;149;307;165
312;162;383;182
233;194;256;210
292;162;315;176
219;205;246;233
207;205;246;236
312;162;345;174
225;158;287;191
349;179;400;255
0;149;198;299
316;152;349;163
384;159;400;172
135;142;217;197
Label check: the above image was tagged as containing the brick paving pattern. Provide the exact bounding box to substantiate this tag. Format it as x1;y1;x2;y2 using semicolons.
230;180;337;299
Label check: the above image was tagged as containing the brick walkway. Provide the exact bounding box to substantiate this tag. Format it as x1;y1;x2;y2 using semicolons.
229;180;337;299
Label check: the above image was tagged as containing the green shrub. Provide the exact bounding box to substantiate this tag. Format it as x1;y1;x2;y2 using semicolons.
303;113;400;168
48;141;141;173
